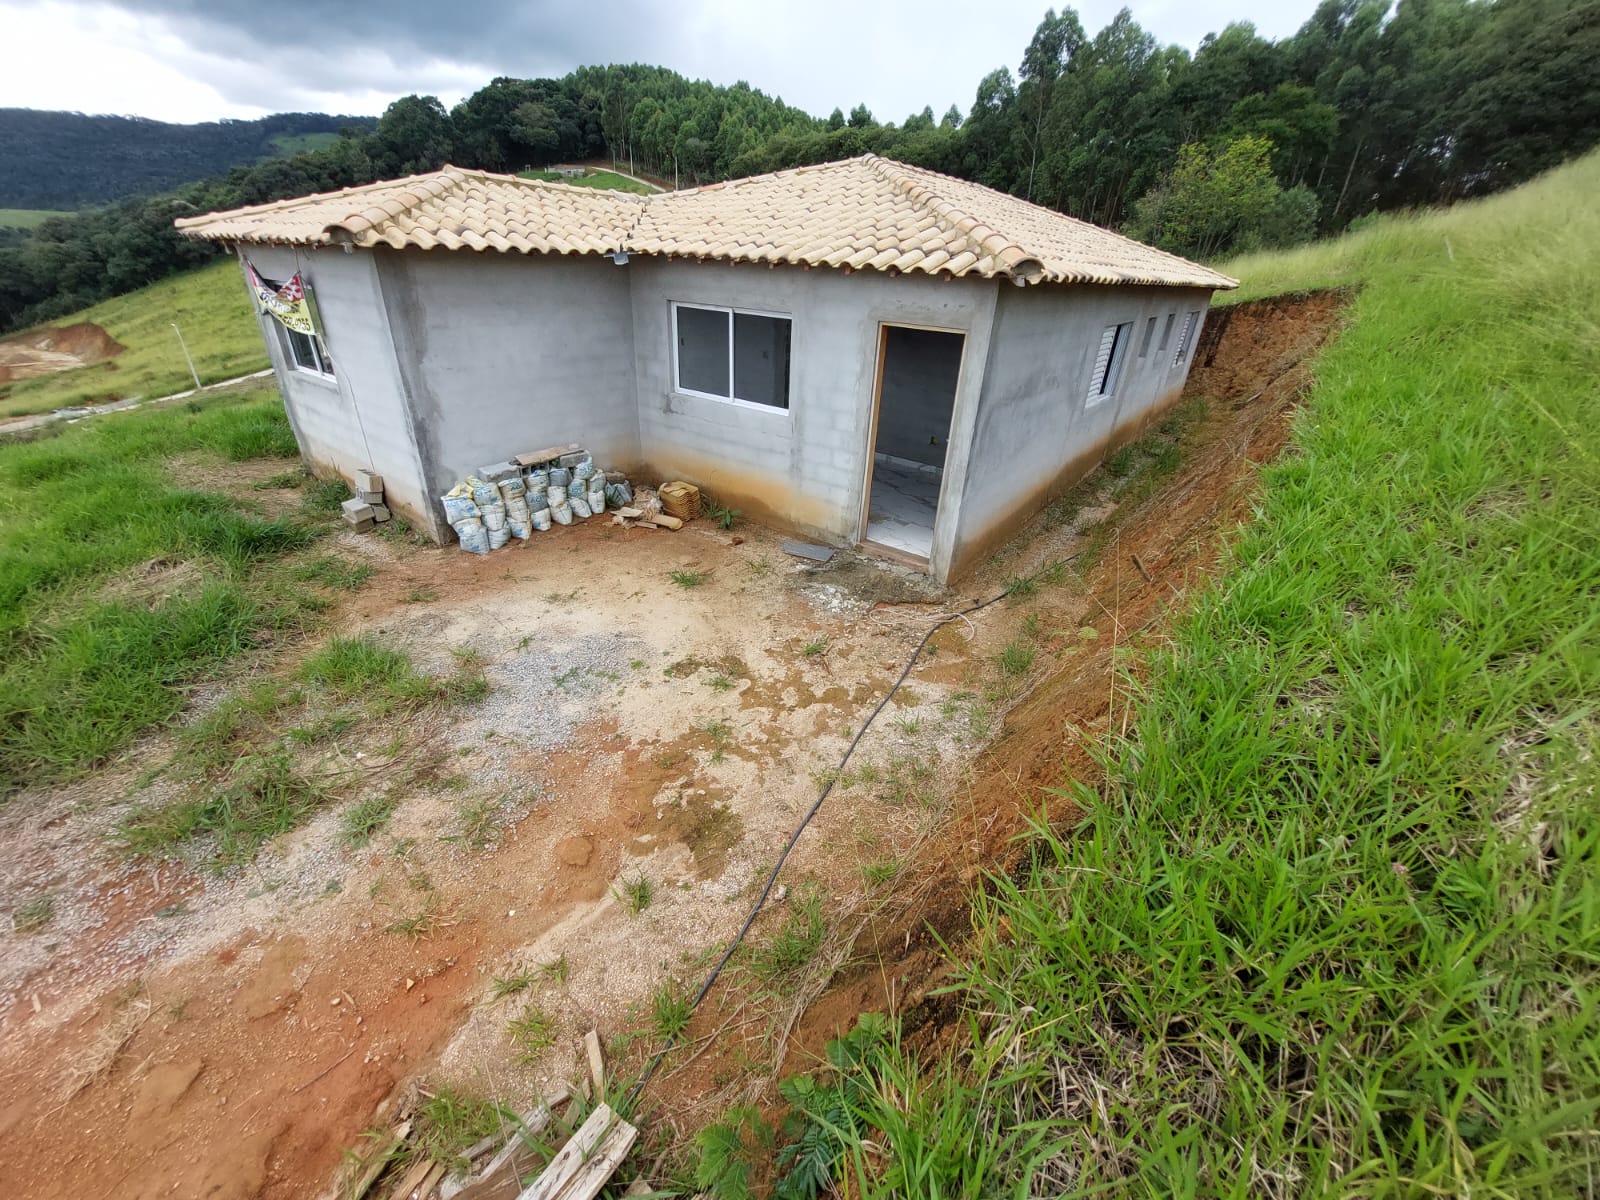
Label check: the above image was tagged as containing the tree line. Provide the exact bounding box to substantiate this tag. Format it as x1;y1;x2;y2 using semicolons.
2;0;1596;334
0;109;374;210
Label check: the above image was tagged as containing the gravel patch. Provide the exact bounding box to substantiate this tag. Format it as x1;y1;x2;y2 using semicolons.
452;628;647;784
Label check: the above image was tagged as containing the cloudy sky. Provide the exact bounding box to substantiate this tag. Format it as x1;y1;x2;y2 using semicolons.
2;0;1322;125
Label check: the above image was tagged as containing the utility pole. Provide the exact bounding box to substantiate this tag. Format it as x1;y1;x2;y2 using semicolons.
171;322;202;391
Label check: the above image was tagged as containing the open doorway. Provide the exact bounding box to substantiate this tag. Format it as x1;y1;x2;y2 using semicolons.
861;325;965;563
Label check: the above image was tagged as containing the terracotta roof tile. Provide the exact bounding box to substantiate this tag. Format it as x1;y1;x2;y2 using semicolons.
175;157;1235;289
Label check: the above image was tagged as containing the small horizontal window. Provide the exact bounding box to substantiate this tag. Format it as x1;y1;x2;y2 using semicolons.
672;302;791;410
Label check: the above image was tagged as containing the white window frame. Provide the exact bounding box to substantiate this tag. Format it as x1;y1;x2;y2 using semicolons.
278;322;335;379
670;301;793;413
1085;321;1133;407
1172;310;1200;368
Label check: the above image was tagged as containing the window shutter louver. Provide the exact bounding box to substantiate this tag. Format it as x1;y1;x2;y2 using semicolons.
1086;326;1117;404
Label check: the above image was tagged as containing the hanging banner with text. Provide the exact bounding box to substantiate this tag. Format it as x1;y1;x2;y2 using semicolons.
245;262;318;336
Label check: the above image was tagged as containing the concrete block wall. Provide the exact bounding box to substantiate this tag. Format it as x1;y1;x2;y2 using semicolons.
949;282;1214;575
239;246;433;530
376;249;642;509
627;258;997;570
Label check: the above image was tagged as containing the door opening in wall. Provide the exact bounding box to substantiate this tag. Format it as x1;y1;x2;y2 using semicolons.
860;324;966;565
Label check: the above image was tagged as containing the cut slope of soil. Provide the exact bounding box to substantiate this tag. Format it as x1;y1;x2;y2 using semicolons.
644;286;1353;1122
0;323;125;384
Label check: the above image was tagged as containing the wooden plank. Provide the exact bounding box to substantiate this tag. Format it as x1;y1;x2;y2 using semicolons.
345;1119;413;1200
470;1088;569;1188
418;1162;447;1198
515;1105;637;1200
643;513;682;531
450;1146;543;1200
514;445;581;467
583;1030;605;1096
384;1156;438;1200
548;1121;637;1200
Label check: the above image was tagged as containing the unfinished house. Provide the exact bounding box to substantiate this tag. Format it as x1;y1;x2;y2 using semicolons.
175;156;1235;581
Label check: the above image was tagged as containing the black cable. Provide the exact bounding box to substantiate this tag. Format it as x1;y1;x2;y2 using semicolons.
624;583;1019;1105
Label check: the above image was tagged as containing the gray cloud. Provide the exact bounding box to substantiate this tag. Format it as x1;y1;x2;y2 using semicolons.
11;0;1326;125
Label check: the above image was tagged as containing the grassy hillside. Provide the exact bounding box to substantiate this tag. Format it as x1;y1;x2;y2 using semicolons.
721;153;1600;1196
518;168;658;194
0;258;266;419
0;390;315;791
0;208;68;231
0;108;375;209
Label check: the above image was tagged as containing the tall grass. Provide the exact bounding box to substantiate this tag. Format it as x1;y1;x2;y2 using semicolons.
1;258;266;417
743;153;1600;1197
0;390;323;791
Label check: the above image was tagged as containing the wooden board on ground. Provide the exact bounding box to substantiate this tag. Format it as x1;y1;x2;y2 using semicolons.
584;1030;605;1095
516;1104;636;1200
384;1156;440;1200
344;1119;412;1200
454;1090;569;1200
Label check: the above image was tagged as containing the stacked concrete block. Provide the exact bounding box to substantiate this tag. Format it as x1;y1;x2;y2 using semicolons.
343;470;391;530
341;497;376;532
355;470;385;503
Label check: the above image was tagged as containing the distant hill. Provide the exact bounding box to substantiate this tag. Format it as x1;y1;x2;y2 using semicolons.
0;109;377;210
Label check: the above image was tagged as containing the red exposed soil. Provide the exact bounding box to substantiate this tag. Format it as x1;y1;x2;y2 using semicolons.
0;322;125;384
0;288;1349;1199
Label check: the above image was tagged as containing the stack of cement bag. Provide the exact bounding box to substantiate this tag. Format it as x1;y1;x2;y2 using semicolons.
439;454;632;555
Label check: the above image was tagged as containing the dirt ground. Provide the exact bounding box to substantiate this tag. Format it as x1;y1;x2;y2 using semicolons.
0;289;1347;1199
0;322;124;385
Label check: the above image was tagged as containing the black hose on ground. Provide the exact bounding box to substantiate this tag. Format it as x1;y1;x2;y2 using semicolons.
624;584;1015;1105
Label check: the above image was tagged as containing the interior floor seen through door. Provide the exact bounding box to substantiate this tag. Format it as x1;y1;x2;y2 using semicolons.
865;326;964;562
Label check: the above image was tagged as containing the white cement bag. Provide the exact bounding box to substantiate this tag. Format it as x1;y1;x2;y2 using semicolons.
468;477;500;508
531;507;552;531
481;502;507;532
551;501;573;525
570;494;592;519
487;523;511;549
499;474;527;499
453;516;488;555
508;518;532;540
441;485;480;523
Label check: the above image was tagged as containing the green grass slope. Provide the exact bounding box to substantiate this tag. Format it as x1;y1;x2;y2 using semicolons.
1;257;267;419
0;208;69;230
730;153;1600;1196
0;390;330;792
517;168;658;193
